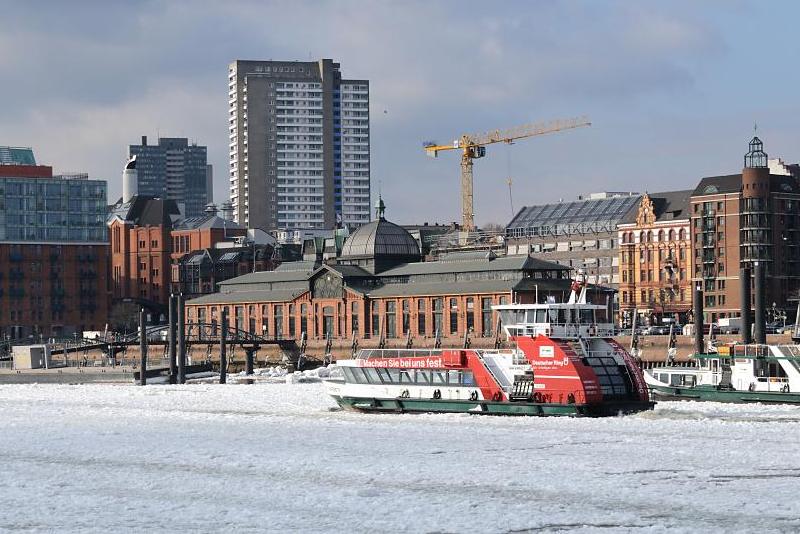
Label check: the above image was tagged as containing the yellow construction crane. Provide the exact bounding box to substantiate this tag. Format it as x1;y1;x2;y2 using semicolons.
424;116;591;231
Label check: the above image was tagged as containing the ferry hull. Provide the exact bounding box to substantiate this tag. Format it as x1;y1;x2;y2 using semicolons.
332;395;654;417
649;384;800;405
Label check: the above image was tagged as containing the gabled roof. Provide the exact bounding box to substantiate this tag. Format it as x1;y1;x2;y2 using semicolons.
174;214;243;231
377;254;568;277
620;189;692;224
691;175;742;196
692;173;800;197
217;268;313;287
187;288;304;305
108;196;182;227
275;261;319;272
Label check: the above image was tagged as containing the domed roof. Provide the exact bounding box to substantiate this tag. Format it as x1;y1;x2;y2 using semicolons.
339;197;420;259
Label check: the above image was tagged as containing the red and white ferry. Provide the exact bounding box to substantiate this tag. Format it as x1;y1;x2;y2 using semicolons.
326;274;654;417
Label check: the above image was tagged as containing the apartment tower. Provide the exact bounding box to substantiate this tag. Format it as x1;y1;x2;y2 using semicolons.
228;59;370;231
128;136;211;217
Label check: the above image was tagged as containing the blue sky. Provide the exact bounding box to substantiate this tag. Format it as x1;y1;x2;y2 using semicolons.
1;0;799;226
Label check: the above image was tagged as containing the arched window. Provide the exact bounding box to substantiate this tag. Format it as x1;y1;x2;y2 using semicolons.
668;229;676;241
679;228;686;241
639;231;645;243
647;231;653;243
658;230;664;242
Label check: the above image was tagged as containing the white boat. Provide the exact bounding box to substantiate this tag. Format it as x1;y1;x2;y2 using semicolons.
644;343;800;403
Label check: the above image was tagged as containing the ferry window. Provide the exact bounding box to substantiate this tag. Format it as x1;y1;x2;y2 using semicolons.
399;370;413;383
669;374;682;386
596;309;607;323
342;367;355;382
658;373;668;383
376;368;392;383
386;369;401;383
535;309;547;323
580;309;594;323
463;371;475;386
526;310;536;323
414;370;431;384
363;368;381;383
432;371;447;384
448;370;462;385
685;375;696;387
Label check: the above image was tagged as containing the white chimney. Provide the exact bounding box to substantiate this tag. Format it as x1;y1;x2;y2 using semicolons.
122;155;138;203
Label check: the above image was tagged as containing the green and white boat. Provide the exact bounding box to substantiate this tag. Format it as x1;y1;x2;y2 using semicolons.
644;343;800;404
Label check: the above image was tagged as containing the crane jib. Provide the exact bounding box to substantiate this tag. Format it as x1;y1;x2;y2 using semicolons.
422;116;591;232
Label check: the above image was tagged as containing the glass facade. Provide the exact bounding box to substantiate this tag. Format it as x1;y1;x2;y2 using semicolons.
0;177;107;242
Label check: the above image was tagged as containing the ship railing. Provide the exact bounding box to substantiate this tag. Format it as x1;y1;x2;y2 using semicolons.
547;323;616;338
355;348;444;360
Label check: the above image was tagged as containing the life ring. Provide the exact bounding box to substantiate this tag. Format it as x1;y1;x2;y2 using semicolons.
432;389;442;400
533;392;543;403
567;393;576;404
469;390;478;401
492;391;502;402
400;389;410;398
748;383;755;392
783;384;790;393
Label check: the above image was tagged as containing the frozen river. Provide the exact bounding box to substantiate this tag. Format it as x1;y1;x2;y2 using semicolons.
2;381;800;533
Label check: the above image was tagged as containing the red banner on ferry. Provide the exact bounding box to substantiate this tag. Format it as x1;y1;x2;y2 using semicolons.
357;357;445;369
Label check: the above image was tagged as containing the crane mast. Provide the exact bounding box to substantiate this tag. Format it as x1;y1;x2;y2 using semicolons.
424;116;591;231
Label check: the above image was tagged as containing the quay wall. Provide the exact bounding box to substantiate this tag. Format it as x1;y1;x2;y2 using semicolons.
28;334;791;367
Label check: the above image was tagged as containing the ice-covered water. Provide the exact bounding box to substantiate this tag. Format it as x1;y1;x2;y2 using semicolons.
1;381;799;533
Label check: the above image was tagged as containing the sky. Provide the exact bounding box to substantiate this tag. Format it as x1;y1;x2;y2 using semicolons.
2;0;800;227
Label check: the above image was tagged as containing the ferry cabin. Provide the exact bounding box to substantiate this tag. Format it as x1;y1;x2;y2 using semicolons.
494;303;614;340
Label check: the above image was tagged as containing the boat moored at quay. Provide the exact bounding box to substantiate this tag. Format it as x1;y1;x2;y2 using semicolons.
326;275;654;417
644;343;800;404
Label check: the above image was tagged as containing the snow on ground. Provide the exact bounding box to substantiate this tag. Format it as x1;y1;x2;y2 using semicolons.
1;381;800;533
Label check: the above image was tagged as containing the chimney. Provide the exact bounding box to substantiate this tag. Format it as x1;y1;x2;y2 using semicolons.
122;156;138;203
142;135;147;146
693;284;704;354
740;266;752;344
753;261;766;344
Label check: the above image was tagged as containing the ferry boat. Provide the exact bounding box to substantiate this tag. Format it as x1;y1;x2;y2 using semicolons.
326;275;654;417
644;343;800;404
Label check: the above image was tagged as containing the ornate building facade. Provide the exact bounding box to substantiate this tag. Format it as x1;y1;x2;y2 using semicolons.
617;190;692;326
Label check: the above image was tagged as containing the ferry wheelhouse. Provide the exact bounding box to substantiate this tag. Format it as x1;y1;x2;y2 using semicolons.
326;275;654;416
644;343;800;404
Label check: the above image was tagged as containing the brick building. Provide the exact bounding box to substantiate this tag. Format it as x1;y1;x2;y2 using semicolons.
617;190;692;326
690;136;800;321
0;159;108;338
185;203;606;345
